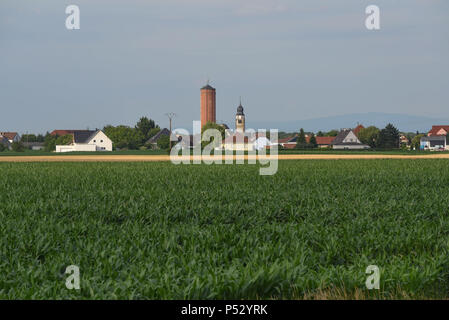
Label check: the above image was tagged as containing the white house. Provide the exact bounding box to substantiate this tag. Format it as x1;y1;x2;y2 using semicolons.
222;132;254;151
221;132;273;151
331;129;370;150
56;130;113;152
420;136;447;151
253;136;272;151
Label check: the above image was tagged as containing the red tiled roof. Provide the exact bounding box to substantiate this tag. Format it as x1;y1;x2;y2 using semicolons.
278;137;293;144
51;130;76;136
428;125;449;136
306;136;335;145
282;143;297;149
353;124;364;136
316;136;335;145
0;132;18;140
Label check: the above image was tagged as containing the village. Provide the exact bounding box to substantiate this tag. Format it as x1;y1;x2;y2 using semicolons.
0;83;448;153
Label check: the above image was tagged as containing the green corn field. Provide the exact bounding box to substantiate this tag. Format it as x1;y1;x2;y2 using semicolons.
1;160;449;299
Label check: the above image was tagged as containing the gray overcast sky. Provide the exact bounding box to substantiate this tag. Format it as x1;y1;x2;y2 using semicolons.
1;0;448;133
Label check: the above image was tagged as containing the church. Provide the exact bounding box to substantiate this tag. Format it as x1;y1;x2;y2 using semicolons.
200;82;270;151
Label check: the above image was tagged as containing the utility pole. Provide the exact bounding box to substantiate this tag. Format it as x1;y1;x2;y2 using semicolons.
165;112;176;149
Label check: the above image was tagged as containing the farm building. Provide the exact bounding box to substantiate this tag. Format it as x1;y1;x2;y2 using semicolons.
278;135;335;149
145;128;170;148
311;136;335;148
23;142;45;151
55;130;112;152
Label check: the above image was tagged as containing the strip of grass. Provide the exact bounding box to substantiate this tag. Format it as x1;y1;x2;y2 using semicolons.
1;160;449;299
0;149;169;156
0;149;445;157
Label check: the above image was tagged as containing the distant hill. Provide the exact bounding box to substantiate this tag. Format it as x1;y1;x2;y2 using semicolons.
248;112;449;133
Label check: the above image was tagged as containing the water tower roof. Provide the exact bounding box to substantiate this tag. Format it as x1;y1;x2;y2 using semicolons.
201;84;215;90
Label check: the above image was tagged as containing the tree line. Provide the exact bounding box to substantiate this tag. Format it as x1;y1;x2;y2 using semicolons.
292;123;413;150
0;116;166;152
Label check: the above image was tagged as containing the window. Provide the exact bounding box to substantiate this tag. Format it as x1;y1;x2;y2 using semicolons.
100;140;103;143
93;140;96;143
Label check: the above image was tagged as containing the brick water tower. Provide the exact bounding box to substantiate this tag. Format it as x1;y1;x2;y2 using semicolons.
200;81;216;128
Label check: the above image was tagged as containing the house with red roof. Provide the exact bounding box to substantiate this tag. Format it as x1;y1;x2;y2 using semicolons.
0;132;20;143
50;130;77;136
427;125;449;137
277;135;335;149
353;124;365;136
310;136;336;148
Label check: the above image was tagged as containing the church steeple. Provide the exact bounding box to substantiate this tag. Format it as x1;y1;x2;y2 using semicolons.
235;97;245;132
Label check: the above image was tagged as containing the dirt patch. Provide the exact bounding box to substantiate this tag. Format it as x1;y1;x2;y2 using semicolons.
1;154;449;162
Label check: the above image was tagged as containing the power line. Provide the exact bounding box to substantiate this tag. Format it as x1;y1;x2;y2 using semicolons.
165;112;176;149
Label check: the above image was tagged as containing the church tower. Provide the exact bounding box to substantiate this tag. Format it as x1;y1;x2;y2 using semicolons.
235;98;245;133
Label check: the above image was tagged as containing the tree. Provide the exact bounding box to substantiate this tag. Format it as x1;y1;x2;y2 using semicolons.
21;133;45;143
201;122;226;149
11;141;25;152
296;128;307;149
405;133;415;145
157;135;170;150
135;117;158;142
0;143;6;152
317;131;324;137
44;133;57;152
103;125;143;150
326;130;339;137
411;134;425;150
309;133;318;148
358;126;380;148
400;142;408;151
36;134;45;142
21;134;37;142
56;134;73;146
377;123;400;149
43;134;72;151
148;127;161;140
